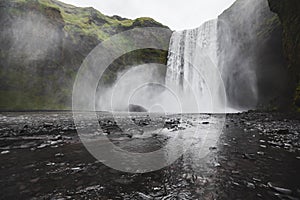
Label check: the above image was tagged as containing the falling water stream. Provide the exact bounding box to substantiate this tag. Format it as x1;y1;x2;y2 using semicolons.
165;20;226;113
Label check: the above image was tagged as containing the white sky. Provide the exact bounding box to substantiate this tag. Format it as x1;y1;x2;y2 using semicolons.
59;0;236;31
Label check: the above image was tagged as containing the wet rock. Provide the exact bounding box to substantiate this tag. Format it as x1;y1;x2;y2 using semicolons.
268;141;284;147
126;128;143;137
66;136;74;140
164;118;182;131
46;162;56;166
223;143;230;147
1;111;300;199
53;135;62;140
43;122;54;127
128;104;148;112
252;178;261;182
133;117;151;127
177;125;186;130
268;182;293;195
1;150;10;154
231;170;240;174
242;153;255;160
70;167;82;173
30;178;40;183
99;120;122;133
209;146;217;150
161;194;172;200
136;192;153;200
213;162;221;167
277;129;290;135
55;153;64;157
257;194;263;198
246;182;255;189
232;182;240;186
257;151;265;155
37;144;48;149
19;125;29;134
76;185;104;194
138;120;150;126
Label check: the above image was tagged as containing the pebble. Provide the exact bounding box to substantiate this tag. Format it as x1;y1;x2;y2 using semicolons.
213;162;221;167
246;182;255;189
55;153;64;157
257;194;262;198
242;153;255;160
71;167;82;171
53;135;62;140
46;162;56;166
37;144;48;149
252;178;261;182
43;122;54;127
223;143;230;146
232;182;240;186
1;150;10;155
136;192;152;200
209;146;217;150
268;182;292;195
30;178;40;183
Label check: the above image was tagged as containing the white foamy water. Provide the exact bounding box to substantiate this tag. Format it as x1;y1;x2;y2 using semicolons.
166;20;227;113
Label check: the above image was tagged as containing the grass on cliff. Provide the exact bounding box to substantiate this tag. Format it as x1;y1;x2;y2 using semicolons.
13;0;164;41
8;0;165;41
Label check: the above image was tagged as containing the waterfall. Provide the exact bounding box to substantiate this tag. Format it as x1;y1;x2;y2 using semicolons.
165;20;226;113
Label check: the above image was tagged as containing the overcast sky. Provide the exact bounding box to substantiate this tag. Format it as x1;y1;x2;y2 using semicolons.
59;0;236;30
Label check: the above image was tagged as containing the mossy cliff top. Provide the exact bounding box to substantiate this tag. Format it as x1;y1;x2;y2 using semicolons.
1;0;169;41
0;0;171;110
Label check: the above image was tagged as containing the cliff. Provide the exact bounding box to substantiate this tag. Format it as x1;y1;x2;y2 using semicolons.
0;0;171;110
267;0;300;111
218;0;291;110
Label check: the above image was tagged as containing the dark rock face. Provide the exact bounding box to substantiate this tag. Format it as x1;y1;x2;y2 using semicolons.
128;104;148;112
0;0;171;110
218;0;290;110
268;0;300;110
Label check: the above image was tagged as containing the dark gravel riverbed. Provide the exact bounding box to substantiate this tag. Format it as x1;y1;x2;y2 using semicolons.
0;111;299;200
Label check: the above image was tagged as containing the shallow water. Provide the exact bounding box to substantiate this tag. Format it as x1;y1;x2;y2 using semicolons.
0;111;299;199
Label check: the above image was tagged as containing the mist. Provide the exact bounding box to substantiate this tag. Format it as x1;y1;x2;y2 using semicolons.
8;12;62;63
217;0;287;110
96;64;177;113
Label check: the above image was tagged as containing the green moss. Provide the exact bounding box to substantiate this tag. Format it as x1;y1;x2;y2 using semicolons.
0;91;68;110
99;48;168;85
294;82;300;109
257;15;281;38
38;0;60;10
5;0;167;42
0;0;170;110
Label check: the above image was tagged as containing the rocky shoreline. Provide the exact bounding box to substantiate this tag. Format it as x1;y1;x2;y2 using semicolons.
0;111;299;199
